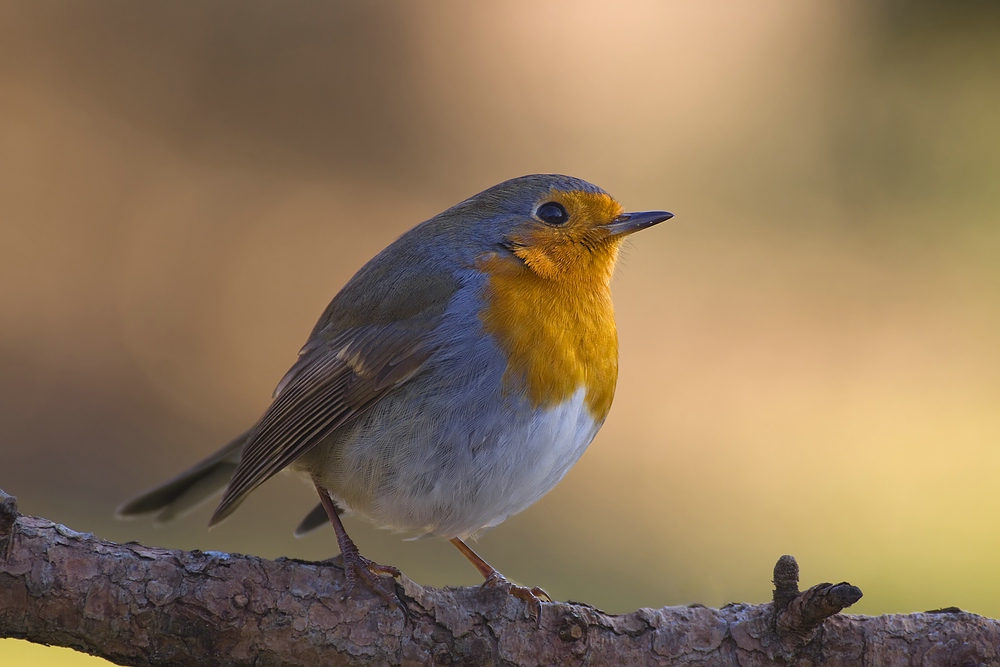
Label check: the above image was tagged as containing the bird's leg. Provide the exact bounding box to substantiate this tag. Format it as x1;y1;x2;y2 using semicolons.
316;485;403;612
449;537;550;620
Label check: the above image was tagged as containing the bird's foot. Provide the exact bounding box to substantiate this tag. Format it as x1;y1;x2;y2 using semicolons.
481;571;551;622
316;484;405;614
339;544;404;613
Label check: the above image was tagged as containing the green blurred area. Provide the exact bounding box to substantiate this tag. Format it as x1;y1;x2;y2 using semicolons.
2;1;1000;664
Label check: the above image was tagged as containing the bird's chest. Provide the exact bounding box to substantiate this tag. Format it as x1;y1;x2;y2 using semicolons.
477;264;619;424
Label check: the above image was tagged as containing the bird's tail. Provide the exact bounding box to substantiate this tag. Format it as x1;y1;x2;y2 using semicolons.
115;429;333;534
115;430;249;524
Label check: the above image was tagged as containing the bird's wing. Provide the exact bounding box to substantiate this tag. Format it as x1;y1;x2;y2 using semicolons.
209;317;441;526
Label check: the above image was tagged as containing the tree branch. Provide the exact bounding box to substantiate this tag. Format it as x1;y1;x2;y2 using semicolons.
1;488;997;666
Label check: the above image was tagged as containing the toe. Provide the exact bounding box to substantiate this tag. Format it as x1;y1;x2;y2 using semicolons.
335;553;406;613
480;573;548;622
529;586;552;602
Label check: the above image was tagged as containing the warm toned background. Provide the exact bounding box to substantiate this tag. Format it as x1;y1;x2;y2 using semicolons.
2;1;1000;664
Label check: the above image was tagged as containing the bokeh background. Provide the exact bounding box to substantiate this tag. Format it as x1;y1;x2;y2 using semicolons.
3;1;1000;664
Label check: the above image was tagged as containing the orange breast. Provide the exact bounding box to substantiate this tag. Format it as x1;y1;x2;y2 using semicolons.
477;252;619;422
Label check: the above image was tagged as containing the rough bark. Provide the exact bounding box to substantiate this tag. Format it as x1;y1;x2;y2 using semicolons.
1;489;997;667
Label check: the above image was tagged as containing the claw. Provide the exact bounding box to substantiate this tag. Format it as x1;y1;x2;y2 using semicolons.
529;585;552;602
339;550;405;614
482;571;548;624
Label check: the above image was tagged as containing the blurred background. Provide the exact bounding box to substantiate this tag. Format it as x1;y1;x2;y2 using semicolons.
2;1;1000;664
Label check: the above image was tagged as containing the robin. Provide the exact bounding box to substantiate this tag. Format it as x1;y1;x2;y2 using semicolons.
117;174;673;612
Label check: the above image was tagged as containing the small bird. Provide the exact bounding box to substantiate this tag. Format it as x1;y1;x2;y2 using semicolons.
117;174;672;611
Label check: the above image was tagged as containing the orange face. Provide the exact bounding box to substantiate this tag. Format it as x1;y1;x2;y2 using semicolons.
503;189;626;283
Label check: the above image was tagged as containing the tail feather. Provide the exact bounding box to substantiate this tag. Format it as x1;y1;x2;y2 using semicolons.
117;429;339;536
151;462;238;524
294;501;340;537
115;430;249;523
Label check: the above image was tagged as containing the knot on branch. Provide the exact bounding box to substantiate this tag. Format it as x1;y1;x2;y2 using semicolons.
772;554;863;638
772;554;800;609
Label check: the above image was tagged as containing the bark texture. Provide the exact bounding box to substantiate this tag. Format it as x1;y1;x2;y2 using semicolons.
1;489;997;666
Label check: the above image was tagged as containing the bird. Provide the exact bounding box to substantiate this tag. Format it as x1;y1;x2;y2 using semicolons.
117;174;673;612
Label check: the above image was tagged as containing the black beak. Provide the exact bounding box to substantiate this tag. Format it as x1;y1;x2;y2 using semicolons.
603;210;674;236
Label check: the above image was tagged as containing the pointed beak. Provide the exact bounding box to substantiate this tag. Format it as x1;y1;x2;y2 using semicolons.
603;210;674;236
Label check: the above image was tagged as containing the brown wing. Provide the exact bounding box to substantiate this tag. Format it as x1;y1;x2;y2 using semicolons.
208;321;437;526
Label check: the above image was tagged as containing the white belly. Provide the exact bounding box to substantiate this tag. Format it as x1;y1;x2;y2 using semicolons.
320;386;603;540
469;386;601;535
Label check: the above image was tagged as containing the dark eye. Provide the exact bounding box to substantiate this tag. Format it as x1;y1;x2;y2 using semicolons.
536;202;568;225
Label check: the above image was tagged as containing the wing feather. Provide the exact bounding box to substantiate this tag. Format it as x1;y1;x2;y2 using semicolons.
209;322;439;525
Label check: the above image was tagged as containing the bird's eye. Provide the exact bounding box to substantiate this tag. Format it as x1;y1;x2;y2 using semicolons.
536;202;569;225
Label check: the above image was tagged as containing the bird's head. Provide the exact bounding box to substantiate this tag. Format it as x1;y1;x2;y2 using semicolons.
437;174;672;284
